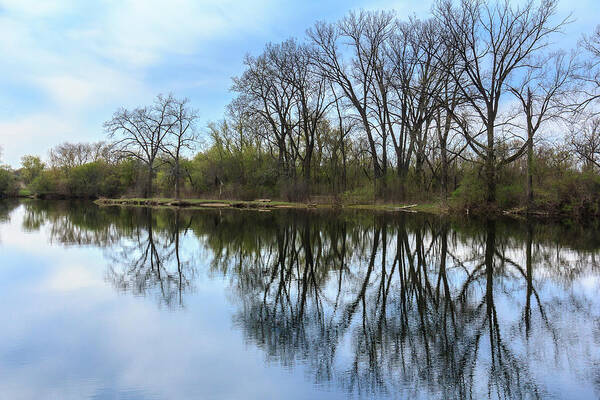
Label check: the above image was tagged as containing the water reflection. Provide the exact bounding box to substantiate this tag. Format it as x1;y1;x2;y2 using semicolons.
105;209;196;308
15;201;600;399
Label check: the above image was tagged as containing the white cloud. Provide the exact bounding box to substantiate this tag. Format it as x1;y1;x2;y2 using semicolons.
0;0;76;18
68;0;277;68
0;0;595;167
0;0;282;166
42;264;104;292
0;113;79;163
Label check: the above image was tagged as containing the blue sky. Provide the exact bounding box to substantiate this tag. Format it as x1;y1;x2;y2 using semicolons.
0;0;596;167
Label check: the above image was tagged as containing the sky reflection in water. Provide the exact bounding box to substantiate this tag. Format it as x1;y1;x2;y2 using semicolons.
0;200;599;399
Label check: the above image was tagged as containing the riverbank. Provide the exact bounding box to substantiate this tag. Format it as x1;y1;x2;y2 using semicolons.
93;197;600;221
94;197;449;215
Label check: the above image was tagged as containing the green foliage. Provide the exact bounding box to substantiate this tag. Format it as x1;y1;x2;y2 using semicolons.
30;170;61;196
185;144;279;199
155;168;174;196
67;161;131;198
67;162;104;198
18;188;32;197
342;184;375;204
547;171;600;216
496;182;524;210
0;167;17;197
20;155;45;185
451;167;486;210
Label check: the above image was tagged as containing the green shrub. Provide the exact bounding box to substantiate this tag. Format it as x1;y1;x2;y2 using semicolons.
31;170;61;196
342;184;375;204
451;167;486;210
0;168;17;197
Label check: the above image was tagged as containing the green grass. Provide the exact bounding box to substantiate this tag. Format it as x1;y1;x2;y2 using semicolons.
17;188;33;197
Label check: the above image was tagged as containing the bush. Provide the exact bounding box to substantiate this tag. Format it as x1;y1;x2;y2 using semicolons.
0;168;17;197
342;184;375;204
67;162;124;198
30;170;61;197
451;167;486;210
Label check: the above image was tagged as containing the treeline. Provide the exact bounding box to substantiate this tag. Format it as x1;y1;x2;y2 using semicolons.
2;0;600;215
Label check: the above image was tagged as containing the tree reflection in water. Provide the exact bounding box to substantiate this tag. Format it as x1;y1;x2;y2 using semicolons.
105;208;196;308
0;199;19;243
19;201;600;399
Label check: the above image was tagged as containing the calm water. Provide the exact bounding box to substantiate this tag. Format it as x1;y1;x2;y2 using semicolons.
0;200;599;399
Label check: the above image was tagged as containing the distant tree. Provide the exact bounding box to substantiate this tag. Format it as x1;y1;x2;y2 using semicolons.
570;116;600;171
49;141;111;170
283;41;332;185
161;97;198;199
388;18;448;186
104;94;177;197
20;155;45;185
0;146;15;197
0;147;16;197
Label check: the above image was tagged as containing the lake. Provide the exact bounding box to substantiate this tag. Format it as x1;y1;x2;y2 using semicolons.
0;200;599;399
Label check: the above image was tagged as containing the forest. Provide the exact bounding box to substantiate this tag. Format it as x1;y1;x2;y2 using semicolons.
2;0;600;216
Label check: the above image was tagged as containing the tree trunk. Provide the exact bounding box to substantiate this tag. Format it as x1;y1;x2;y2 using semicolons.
526;131;534;211
485;124;496;207
175;161;181;200
146;164;153;198
441;143;449;201
525;222;533;335
341;141;347;191
303;152;312;187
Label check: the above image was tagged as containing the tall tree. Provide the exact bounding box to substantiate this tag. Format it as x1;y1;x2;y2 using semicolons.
435;0;567;207
509;51;575;210
162;97;198;200
104;94;176;197
20;155;45;185
308;11;395;188
283;42;332;185
232;44;297;179
577;24;600;111
388;18;446;186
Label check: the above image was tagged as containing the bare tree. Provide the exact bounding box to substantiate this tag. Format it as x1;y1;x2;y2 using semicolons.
104;94;176;197
570;116;600;170
162;98;198;199
509;51;575;209
232;44;297;178
388;18;447;186
577;25;600;112
49;142;112;170
284;42;332;185
308;11;396;187
434;0;568;207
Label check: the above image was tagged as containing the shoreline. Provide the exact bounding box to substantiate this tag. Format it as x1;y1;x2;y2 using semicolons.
93;197;449;215
2;196;590;220
92;197;594;221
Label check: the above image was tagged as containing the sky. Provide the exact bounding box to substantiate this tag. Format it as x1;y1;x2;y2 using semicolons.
0;0;597;167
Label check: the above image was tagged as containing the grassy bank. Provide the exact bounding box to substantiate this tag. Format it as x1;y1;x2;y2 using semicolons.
94;197;449;215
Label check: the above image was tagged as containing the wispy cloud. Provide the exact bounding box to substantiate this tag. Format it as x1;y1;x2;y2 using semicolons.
0;0;594;166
